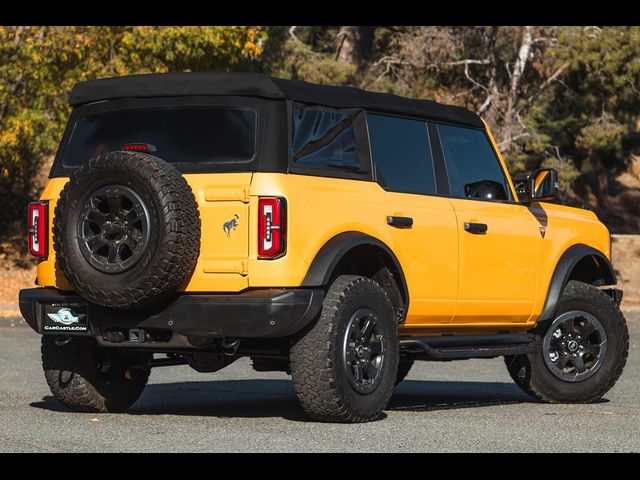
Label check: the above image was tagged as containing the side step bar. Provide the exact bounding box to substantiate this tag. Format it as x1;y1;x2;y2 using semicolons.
399;333;540;360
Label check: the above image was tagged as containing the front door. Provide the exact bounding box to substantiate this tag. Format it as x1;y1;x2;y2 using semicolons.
434;122;538;324
450;200;539;323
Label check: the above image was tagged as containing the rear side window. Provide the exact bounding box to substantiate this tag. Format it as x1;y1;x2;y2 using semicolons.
367;114;436;195
437;124;511;201
62;106;257;167
291;106;362;171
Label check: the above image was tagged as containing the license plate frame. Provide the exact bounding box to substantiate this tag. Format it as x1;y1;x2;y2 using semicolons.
42;302;90;335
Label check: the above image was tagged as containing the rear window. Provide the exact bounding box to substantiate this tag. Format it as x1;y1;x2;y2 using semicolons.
62;106;257;167
367;114;436;195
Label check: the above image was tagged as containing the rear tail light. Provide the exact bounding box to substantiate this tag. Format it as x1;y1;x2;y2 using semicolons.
258;197;286;259
28;201;48;259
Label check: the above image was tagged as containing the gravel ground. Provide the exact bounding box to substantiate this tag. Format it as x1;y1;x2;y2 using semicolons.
0;312;638;453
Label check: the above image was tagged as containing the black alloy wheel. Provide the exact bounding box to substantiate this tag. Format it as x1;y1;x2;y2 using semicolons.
542;310;607;382
343;308;386;394
78;184;150;274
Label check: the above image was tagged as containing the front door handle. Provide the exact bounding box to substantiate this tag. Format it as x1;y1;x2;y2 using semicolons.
464;222;488;234
387;216;413;228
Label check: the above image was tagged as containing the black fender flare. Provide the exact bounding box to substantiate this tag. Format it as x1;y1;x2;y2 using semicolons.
538;243;616;322
301;231;409;309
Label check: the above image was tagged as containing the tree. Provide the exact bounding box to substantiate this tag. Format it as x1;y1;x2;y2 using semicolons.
534;27;640;205
364;27;569;172
335;26;376;67
267;26;357;84
0;26;265;242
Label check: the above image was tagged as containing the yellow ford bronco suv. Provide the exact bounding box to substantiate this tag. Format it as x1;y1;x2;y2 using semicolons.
19;72;628;422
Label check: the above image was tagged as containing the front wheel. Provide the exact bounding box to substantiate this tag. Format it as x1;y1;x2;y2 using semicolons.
42;337;151;413
290;275;399;423
505;281;628;403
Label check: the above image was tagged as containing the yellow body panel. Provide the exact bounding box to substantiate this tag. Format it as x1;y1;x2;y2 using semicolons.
449;199;538;324
37;122;612;336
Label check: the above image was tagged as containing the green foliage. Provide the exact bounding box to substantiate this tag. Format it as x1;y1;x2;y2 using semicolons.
120;26;264;72
273;39;356;85
535;27;640;198
0;26;264;231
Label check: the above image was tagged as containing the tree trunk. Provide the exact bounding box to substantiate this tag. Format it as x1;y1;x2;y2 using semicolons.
480;26;500;126
592;154;610;208
336;26;375;67
500;26;533;152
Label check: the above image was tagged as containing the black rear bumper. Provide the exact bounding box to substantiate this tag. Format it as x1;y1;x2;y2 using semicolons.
19;287;324;347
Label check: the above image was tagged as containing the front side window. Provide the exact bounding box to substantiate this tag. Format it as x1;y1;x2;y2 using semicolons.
367;114;436;195
63;106;257;167
437;124;511;201
291;106;363;172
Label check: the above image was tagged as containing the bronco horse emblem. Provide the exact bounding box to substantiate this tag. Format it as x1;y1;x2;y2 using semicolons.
223;214;240;237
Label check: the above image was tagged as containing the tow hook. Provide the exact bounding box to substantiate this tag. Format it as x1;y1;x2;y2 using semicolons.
54;336;73;347
222;338;240;356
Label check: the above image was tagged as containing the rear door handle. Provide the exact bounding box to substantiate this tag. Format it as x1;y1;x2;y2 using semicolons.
464;222;488;234
387;216;413;228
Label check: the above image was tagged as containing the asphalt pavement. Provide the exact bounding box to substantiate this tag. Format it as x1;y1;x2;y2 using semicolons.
0;312;638;452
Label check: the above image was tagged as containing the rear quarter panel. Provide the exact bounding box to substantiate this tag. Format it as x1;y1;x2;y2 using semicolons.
247;173;394;287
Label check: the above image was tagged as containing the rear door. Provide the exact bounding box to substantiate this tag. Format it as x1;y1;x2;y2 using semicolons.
434;123;539;324
56;99;260;292
184;173;252;292
367;114;458;325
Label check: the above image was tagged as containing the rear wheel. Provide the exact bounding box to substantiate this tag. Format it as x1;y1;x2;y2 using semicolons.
42;337;151;413
290;275;399;423
505;281;628;403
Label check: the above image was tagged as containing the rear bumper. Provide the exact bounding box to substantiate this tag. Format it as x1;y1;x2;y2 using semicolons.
19;287;324;344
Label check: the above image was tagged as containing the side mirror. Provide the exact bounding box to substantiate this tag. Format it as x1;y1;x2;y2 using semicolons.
531;168;559;202
515;168;559;203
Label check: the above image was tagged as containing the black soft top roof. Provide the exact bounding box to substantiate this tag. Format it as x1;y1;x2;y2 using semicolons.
69;72;483;128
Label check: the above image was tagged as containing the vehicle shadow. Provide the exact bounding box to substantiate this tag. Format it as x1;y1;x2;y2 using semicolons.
388;380;534;412
30;378;549;421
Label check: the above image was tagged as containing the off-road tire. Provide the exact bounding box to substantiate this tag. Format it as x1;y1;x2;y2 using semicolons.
53;151;200;309
42;336;151;413
505;280;628;403
290;275;399;423
395;359;414;386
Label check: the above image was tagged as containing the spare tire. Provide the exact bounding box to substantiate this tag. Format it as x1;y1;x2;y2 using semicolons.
53;151;201;309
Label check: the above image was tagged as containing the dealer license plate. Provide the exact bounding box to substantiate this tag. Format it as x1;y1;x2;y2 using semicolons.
42;302;89;334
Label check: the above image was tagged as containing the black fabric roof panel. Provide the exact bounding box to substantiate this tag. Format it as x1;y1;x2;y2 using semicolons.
69;72;483;128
